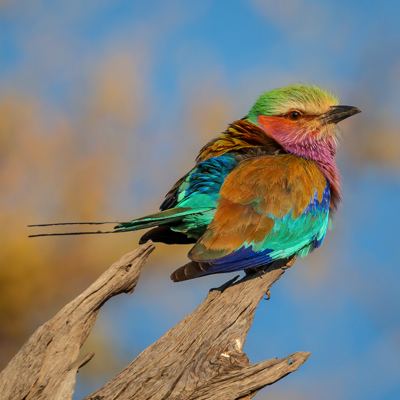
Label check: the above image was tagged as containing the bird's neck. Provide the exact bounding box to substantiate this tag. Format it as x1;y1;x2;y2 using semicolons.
284;138;341;210
255;114;342;210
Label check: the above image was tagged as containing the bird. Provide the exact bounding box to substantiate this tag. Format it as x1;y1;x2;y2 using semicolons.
29;84;361;282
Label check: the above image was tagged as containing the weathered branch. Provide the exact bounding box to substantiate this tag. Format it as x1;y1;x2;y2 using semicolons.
84;256;309;400
0;243;310;400
0;242;155;400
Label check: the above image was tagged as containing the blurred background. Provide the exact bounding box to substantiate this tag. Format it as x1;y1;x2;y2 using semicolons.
0;1;399;399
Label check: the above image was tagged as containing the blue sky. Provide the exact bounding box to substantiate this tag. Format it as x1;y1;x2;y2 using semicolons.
1;1;400;399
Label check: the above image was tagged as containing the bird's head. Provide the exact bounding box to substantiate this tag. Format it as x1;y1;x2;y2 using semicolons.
246;84;361;160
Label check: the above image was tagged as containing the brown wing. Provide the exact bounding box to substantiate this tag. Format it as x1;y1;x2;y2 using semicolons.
171;155;328;281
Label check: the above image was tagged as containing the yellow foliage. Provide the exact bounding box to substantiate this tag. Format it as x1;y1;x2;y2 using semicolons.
0;55;146;367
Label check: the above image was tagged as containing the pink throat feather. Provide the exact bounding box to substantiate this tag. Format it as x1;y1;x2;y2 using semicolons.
257;116;342;211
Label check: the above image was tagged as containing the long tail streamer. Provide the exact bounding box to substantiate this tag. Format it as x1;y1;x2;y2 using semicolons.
28;221;117;227
28;221;126;238
28;229;126;238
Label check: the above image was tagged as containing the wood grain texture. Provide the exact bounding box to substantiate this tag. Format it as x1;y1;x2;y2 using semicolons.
0;242;155;400
84;257;309;400
0;244;309;400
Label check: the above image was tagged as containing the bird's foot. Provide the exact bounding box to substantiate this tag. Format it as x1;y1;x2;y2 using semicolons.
264;289;271;300
281;256;296;270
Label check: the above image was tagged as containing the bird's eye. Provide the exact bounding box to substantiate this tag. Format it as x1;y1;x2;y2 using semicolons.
287;111;302;120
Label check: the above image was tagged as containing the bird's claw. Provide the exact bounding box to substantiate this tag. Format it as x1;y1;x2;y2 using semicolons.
282;256;296;270
264;289;271;300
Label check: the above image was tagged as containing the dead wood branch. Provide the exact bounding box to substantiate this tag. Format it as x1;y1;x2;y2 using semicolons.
0;242;155;400
84;256;309;400
0;243;309;400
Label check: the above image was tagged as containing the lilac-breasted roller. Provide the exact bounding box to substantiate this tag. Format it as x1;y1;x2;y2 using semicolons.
30;84;361;282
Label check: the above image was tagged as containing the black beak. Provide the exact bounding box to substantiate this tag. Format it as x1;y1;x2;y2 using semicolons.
319;105;361;124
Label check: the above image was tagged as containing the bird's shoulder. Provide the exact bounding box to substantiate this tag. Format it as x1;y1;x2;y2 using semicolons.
221;153;328;217
196;119;286;162
159;154;238;211
160;120;287;211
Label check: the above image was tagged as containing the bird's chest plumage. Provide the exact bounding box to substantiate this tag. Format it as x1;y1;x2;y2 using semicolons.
182;154;331;270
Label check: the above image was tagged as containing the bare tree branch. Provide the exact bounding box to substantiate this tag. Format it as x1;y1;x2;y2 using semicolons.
0;244;309;400
0;242;155;400
84;256;309;400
